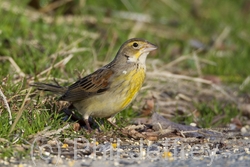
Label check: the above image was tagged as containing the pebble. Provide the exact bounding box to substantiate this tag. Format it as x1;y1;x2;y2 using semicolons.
51;156;63;165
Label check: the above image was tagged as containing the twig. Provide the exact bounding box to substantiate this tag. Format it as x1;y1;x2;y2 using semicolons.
179;131;186;138
0;87;12;125
197;129;224;137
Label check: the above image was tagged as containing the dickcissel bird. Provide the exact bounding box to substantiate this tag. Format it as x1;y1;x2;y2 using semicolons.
31;38;157;130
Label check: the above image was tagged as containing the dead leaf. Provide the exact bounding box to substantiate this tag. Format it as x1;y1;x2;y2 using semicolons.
73;122;80;131
140;97;155;116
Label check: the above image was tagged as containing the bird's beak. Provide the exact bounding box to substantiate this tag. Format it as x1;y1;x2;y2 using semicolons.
141;42;158;53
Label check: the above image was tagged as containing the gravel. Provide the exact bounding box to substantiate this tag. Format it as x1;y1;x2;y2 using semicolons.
1;134;250;167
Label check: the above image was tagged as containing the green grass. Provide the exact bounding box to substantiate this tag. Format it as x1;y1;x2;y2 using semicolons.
0;0;250;159
172;102;240;128
1;1;250;82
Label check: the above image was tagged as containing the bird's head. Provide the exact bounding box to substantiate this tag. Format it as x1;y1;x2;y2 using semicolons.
116;38;157;64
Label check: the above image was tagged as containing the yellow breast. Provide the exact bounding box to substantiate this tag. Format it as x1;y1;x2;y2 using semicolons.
119;67;146;109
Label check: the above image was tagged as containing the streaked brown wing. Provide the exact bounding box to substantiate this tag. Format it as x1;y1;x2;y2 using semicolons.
59;67;114;101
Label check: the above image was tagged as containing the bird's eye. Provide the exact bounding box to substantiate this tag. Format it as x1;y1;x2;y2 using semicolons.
132;42;138;48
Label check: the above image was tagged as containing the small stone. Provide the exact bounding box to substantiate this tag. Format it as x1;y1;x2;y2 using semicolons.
190;123;197;127
51;156;63;165
241;127;247;134
68;160;75;167
147;136;158;141
43;151;50;157
114;161;119;166
81;159;92;166
47;140;58;146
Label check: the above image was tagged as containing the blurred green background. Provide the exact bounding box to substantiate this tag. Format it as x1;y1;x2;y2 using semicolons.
1;0;250;86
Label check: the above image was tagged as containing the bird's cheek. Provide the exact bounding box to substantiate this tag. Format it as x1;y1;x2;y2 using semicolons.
127;56;137;63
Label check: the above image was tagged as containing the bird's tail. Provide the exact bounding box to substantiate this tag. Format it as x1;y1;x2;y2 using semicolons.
30;82;67;95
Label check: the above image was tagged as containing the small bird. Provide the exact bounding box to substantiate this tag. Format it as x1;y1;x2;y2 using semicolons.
31;38;157;130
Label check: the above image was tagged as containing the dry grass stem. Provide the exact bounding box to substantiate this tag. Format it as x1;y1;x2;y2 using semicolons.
193;52;202;89
114;11;152;22
9;88;32;135
104;33;118;62
0;56;26;77
160;0;186;16
147;71;235;102
193;52;202;77
35;54;74;78
0;87;12;125
39;124;70;137
50;37;90;58
39;0;72;13
121;0;133;11
165;54;216;69
29;124;70;139
213;26;231;49
91;48;98;70
50;48;90;59
32;77;74;83
128;21;144;39
240;76;250;90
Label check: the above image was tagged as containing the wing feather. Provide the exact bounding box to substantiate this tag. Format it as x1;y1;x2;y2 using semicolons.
59;68;114;101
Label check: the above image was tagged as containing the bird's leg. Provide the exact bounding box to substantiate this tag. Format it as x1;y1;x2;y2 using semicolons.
84;118;92;132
